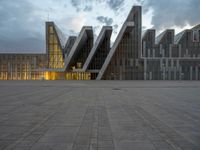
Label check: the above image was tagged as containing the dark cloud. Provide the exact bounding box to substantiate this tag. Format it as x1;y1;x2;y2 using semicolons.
71;0;81;11
2;0;199;53
71;0;79;8
96;16;113;26
70;0;125;12
83;5;93;11
106;0;124;11
144;0;200;30
70;0;94;12
0;0;45;53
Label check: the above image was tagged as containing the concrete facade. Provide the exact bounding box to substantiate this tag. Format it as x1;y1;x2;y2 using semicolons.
142;27;200;80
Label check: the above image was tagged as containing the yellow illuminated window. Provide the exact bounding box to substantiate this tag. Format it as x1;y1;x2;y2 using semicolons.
48;26;64;69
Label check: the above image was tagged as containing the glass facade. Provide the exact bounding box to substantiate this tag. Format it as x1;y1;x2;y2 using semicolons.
69;34;93;70
102;32;143;80
44;71;91;80
88;36;110;70
0;54;46;80
47;24;64;69
101;6;143;80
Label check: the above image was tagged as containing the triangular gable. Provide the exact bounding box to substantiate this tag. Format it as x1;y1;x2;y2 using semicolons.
46;22;65;69
97;6;142;80
82;26;112;72
64;26;93;71
64;36;76;58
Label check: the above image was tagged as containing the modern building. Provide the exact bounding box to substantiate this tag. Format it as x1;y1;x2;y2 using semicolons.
0;6;200;80
0;54;46;80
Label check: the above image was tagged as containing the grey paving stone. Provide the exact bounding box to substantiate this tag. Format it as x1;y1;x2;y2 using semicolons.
38;135;75;143
98;140;114;148
116;141;156;150
72;144;89;150
0;80;200;150
30;143;73;150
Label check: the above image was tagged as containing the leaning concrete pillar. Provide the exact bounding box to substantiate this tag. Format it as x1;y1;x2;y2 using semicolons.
144;59;147;80
186;49;189;57
177;59;180;69
162;48;165;58
174;66;177;80
178;44;181;58
153;49;155;58
195;66;198;80
149;71;152;80
148;49;151;58
159;44;162;57
160;59;163;71
169;59;171;80
190;66;193;80
166;59;169;80
179;66;182;80
163;67;166;80
143;41;146;57
169;44;172;58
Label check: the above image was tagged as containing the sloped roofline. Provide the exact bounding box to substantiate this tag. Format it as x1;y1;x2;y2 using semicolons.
96;22;134;80
82;26;112;71
96;6;138;80
64;36;77;58
142;29;156;40
64;26;93;71
174;29;193;44
155;29;174;44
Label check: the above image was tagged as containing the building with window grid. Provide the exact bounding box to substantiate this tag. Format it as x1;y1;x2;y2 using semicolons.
0;6;200;80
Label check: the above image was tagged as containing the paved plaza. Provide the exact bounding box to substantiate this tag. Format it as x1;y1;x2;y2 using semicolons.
0;81;200;150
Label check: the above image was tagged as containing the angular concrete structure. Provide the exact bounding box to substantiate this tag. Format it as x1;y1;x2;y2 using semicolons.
0;6;200;80
97;6;142;80
142;25;200;80
64;26;93;71
46;22;66;69
82;26;112;79
64;36;76;59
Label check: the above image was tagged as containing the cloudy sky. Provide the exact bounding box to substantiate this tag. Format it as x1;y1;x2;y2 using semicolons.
0;0;199;53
